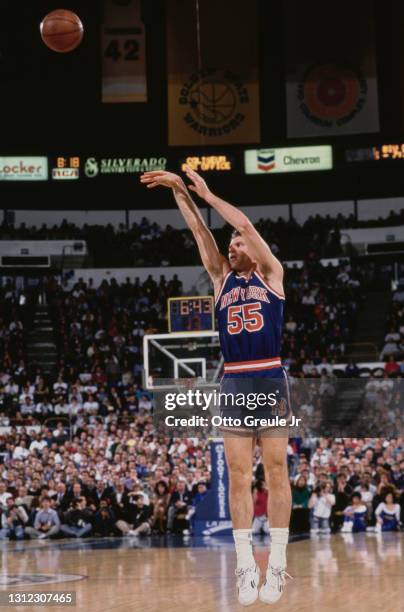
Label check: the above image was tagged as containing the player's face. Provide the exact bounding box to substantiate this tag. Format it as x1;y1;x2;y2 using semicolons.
228;237;253;272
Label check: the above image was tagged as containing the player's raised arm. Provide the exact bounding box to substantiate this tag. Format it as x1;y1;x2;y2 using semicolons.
184;166;284;292
140;171;229;295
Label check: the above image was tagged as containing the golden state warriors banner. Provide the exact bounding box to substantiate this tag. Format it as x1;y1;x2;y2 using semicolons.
102;0;147;103
167;0;260;146
285;0;379;137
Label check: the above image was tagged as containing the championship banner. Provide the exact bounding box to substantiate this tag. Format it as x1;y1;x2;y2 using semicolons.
285;0;379;137
167;0;260;146
102;0;147;103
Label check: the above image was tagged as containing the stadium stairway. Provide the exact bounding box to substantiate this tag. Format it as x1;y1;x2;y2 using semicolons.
345;288;391;362
26;304;58;375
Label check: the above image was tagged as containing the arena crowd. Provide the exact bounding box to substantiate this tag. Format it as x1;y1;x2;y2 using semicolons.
0;261;402;539
2;207;404;266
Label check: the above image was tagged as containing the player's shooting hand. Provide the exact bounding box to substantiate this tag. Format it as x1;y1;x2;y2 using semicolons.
183;166;211;200
140;171;185;190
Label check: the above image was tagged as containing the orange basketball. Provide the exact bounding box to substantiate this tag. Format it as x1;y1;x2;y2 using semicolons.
40;9;84;53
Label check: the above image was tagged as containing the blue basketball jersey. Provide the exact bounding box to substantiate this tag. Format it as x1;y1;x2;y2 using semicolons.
215;270;285;376
379;509;400;531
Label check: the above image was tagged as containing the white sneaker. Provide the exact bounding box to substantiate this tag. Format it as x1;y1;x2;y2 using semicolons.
259;566;292;604
235;564;260;606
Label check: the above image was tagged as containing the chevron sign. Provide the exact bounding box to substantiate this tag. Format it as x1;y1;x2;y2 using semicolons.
245;145;333;174
257;149;276;172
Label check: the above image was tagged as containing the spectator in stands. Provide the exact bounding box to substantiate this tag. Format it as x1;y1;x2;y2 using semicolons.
392;461;404;491
116;495;152;537
384;327;401;344
151;481;170;534
0;482;12;509
52;482;70;511
291;476;310;534
252;479;270;535
14;486;34;511
384;356;400;376
60;497;93;538
0;497;28;540
332;473;353;532
341;493;368;533
186;481;209;533
93;500;118;537
111;480;130;519
309;482;336;534
345;360;360;377
167;480;192;533
26;498;60;539
375;492;401;532
380;337;399;361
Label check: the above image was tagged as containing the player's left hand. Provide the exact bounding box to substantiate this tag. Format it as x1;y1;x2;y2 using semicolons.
184;166;211;200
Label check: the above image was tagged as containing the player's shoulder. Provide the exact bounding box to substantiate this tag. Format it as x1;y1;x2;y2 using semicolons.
213;265;233;305
254;268;285;300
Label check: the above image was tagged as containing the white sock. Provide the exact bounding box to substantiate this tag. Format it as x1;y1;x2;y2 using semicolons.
269;528;289;568
233;529;255;569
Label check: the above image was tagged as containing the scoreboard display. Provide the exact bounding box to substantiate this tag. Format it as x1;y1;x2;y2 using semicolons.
168;296;214;333
345;144;404;163
52;156;80;180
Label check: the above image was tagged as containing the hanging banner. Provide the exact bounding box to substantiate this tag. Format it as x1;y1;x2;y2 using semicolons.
285;0;379;137
167;0;260;146
102;0;147;103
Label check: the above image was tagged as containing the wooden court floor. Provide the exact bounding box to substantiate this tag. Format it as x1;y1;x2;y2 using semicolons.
0;533;403;612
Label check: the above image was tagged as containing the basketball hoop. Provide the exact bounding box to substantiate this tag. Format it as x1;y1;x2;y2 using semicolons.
173;377;200;393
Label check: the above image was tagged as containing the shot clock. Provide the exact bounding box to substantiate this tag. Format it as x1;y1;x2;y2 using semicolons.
168;296;214;333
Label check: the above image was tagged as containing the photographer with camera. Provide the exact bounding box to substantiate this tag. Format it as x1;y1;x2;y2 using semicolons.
60;497;94;538
0;497;29;540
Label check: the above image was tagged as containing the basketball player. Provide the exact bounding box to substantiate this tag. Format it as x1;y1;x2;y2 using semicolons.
141;167;292;605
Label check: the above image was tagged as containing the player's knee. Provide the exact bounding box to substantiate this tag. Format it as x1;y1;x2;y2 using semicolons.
228;462;252;488
264;458;287;484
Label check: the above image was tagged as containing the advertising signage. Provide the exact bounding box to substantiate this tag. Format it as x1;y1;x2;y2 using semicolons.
179;155;234;172
346;144;404;163
0;157;48;181
244;146;333;174
0;149;343;185
52;157;80;180
83;157;167;178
